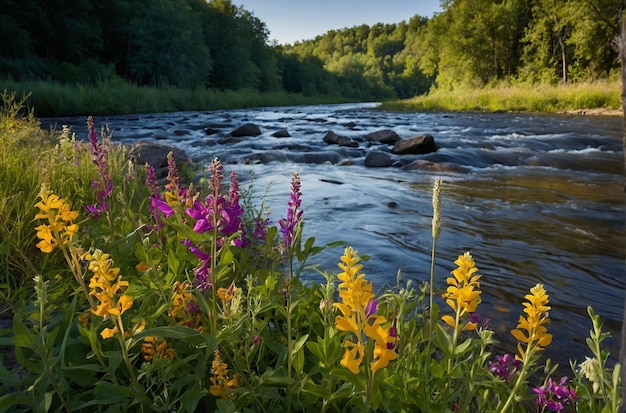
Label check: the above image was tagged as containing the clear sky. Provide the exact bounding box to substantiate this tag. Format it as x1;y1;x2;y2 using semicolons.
234;0;442;45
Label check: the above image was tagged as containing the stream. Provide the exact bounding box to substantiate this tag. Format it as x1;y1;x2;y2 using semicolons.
42;102;625;370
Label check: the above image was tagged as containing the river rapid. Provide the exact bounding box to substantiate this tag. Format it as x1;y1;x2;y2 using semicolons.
42;102;624;370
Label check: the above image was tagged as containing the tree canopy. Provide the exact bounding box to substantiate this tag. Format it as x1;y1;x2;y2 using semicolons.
0;0;621;100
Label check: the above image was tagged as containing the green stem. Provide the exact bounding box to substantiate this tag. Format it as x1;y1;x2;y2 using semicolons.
36;278;71;413
286;254;294;413
114;315;151;406
498;343;532;413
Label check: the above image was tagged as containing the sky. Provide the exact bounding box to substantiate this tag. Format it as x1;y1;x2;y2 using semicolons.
234;0;442;45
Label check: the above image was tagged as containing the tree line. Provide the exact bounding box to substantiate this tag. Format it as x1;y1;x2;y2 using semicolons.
0;0;621;101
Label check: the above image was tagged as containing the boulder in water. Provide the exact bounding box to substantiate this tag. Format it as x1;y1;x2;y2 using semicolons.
392;134;436;155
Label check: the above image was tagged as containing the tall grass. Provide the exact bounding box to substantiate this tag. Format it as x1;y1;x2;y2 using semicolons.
0;79;351;117
380;80;622;113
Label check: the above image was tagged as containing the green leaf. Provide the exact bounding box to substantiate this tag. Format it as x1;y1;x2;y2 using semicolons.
12;314;36;348
135;326;217;350
302;378;330;398
290;334;309;358
453;338;473;356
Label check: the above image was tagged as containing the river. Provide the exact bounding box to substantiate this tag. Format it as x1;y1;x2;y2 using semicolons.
42;102;624;371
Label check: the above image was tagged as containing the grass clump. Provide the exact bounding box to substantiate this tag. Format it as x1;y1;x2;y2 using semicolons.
380;80;621;114
0;93;622;412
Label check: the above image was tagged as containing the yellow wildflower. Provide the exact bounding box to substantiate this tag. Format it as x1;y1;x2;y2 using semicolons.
209;350;238;399
441;252;482;331
217;283;238;302
333;247;397;374
511;283;553;360
34;184;79;253
85;249;133;338
141;336;175;361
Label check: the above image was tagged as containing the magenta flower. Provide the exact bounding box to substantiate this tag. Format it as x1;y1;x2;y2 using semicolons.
185;159;243;239
279;173;303;249
365;298;378;317
85;116;113;217
533;376;577;412
182;158;245;289
145;164;173;230
489;353;521;383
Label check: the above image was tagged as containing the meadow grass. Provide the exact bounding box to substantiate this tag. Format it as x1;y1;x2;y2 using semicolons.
0;79;351;117
380;80;622;113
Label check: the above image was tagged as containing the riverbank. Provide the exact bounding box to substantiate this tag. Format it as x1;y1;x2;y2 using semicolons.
1;79;622;118
380;80;622;116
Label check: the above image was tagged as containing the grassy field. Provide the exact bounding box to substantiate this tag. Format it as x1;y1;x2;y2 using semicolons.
380;80;622;114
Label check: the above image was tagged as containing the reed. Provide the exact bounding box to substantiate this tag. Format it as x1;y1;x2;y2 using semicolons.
380;80;622;113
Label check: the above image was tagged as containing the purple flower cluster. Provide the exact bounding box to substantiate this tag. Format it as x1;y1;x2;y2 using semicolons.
183;158;244;290
489;353;521;383
533;376;577;412
278;173;303;249
85;116;113;218
145;164;174;230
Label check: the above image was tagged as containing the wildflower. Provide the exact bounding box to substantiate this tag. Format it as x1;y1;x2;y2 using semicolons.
85;249;133;337
209;350;238;399
489;353;521;383
217;283;237;302
141;336;175;361
432;178;441;239
34;184;79;253
85;116;113;218
183;158;244;289
533;376;577;412
334;247;397;374
278;173;303;249
145;164;174;229
441;252;482;330
578;356;601;393
511;283;552;360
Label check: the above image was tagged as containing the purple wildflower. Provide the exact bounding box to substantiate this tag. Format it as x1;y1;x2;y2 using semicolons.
165;151;180;193
182;159;245;289
387;324;398;350
533;376;577;412
365;299;378;318
279;173;303;249
85;116;113;217
145;164;173;230
489;354;521;383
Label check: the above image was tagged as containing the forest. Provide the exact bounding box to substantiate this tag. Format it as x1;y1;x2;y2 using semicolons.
0;0;621;101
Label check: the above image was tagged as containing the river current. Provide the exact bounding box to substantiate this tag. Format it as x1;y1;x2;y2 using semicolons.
42;103;624;370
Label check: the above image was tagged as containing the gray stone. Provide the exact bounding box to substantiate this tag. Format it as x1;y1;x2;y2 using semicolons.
230;123;262;137
365;129;401;144
365;151;393;167
129;142;193;179
392;134;437;155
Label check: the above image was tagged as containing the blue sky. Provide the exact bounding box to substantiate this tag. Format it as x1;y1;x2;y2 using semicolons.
234;0;442;45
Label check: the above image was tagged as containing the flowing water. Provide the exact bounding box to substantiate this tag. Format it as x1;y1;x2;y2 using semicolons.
43;103;624;370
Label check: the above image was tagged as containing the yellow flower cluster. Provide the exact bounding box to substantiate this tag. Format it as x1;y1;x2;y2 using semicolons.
334;247;397;374
141;336;175;361
209;349;238;399
441;252;482;331
217;284;237;302
34;184;79;253
170;281;203;330
511;283;552;359
85;249;133;339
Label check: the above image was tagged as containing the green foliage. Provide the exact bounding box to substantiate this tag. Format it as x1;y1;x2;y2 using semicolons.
0;92;622;412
